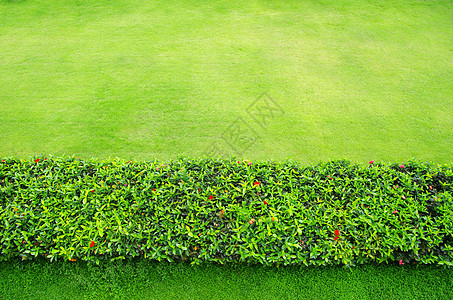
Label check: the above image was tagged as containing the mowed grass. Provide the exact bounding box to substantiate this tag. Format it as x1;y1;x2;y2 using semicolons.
1;258;452;300
0;0;452;163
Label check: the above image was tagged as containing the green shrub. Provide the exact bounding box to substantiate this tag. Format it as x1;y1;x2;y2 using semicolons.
0;157;452;266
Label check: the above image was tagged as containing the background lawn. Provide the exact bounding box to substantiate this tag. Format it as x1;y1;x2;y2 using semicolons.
0;0;452;163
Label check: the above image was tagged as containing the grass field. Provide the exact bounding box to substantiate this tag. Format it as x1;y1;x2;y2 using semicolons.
1;0;453;299
1;0;452;163
1;258;452;300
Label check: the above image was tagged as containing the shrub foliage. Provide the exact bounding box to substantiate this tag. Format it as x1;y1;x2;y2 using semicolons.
0;157;452;266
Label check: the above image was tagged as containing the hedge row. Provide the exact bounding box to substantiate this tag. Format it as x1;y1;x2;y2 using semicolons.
0;157;452;266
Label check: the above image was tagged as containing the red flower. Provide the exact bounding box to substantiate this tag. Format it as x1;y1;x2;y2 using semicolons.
334;236;339;241
35;159;39;163
254;181;260;186
429;185;433;190
264;200;268;205
334;230;339;236
45;158;48;160
126;161;131;163
399;259;404;265
393;210;398;214
22;240;25;244
90;241;95;248
1;159;5;162
209;195;213;200
249;218;255;225
90;190;94;193
369;160;374;164
152;189;156;191
237;161;240;164
399;165;405;168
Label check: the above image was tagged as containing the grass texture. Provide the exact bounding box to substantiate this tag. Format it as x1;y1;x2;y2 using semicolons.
0;0;452;163
1;258;452;300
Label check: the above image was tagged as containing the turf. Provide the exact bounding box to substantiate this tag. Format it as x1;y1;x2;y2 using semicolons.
1;258;452;300
1;0;452;163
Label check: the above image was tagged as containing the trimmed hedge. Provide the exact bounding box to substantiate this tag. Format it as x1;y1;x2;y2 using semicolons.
0;157;452;266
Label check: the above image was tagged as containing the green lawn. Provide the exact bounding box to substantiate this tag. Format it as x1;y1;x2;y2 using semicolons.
1;0;452;163
1;258;452;300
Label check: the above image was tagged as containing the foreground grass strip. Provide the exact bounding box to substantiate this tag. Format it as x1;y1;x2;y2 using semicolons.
0;258;452;299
